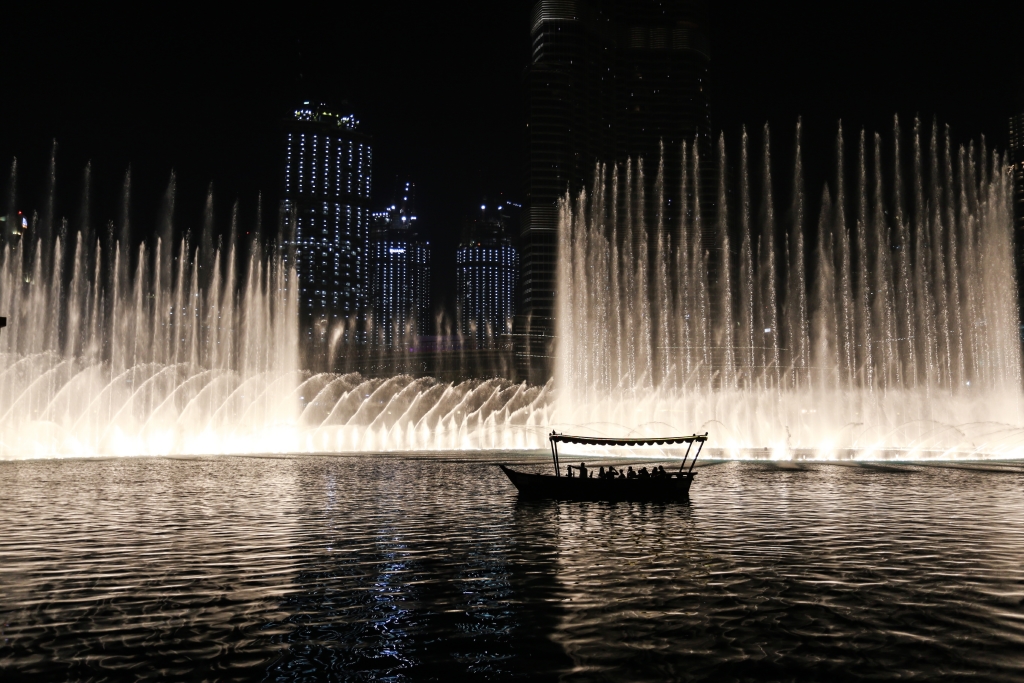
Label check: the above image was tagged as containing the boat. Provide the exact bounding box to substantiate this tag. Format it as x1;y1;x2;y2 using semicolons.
499;431;708;502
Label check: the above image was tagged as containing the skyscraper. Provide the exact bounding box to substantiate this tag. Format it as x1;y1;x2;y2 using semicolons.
457;202;520;346
1011;114;1024;229
369;181;431;347
281;101;372;347
1011;93;1024;329
519;0;711;381
521;1;614;345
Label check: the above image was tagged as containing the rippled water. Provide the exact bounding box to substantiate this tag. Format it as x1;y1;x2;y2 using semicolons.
2;455;1023;681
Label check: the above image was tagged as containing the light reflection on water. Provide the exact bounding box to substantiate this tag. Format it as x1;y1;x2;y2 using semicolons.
1;454;1023;681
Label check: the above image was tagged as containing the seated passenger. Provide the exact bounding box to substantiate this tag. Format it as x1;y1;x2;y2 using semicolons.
608;465;618;479
626;466;637;479
639;467;650;479
658;465;668;478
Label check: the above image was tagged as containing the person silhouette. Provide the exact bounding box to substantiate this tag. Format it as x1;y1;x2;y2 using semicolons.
579;462;588;479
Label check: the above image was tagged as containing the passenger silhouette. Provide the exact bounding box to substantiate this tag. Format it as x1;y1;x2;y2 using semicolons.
598;466;605;479
627;466;636;479
639;467;650;479
579;463;588;479
566;465;573;478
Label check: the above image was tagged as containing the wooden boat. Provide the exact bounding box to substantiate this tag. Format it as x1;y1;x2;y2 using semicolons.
499;431;708;502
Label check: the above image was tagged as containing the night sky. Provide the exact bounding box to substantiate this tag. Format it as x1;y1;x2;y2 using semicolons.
2;2;1021;309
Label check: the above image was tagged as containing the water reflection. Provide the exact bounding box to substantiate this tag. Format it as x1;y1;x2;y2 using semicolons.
1;456;1023;681
263;459;572;680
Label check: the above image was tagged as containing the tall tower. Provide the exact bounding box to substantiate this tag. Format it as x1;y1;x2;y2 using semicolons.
457;201;520;347
281;101;372;349
612;1;712;247
369;181;431;347
520;0;711;382
1011;92;1024;332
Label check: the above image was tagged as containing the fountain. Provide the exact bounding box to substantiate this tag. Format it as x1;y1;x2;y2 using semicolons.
3;117;1020;459
555;118;1024;458
0;166;553;458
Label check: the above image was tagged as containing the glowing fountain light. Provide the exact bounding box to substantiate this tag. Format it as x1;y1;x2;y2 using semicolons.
553;117;1024;460
0;167;553;459
4;116;1021;461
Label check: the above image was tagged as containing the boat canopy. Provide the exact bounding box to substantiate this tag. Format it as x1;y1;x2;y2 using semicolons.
548;433;706;447
547;431;708;477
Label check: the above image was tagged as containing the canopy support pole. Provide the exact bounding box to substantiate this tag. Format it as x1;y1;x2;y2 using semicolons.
687;434;707;474
678;440;695;473
550;432;560;476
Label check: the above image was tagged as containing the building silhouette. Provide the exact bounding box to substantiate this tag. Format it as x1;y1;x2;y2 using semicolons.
457;201;520;347
281;101;372;349
519;0;711;382
1011;83;1024;332
369;181;431;347
1013;114;1024;234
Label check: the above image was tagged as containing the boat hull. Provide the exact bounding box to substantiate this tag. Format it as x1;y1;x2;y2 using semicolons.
498;465;693;502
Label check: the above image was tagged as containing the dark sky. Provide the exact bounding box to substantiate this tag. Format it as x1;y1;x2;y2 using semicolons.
2;2;1021;309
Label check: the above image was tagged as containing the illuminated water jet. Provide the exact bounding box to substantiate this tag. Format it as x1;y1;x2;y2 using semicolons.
554;118;1024;459
3;117;1020;459
0;173;553;458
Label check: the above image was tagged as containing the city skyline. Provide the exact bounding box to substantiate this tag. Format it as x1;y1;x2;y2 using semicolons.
3;2;1020;314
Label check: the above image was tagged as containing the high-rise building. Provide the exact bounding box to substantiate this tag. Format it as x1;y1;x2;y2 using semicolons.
457;201;520;346
1012;114;1024;241
520;0;711;381
369;181;431;347
281;101;372;347
1011;95;1024;331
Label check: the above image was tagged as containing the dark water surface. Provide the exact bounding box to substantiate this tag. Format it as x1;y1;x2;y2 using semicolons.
1;455;1024;682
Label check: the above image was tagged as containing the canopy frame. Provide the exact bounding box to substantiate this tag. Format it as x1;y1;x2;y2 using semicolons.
547;431;708;477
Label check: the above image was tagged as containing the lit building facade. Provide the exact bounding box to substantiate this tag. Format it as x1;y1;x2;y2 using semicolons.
457;202;520;346
281;101;372;345
369;182;431;346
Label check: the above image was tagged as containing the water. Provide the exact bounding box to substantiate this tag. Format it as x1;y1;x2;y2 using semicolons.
2;454;1024;681
556;119;1024;457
